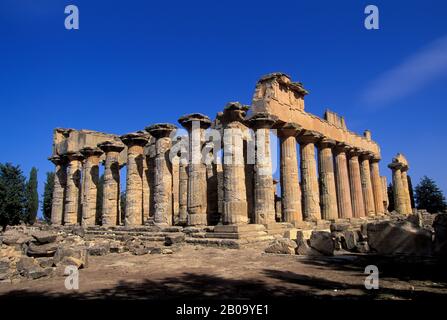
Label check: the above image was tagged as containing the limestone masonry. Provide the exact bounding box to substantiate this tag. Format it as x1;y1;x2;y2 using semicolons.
49;73;414;230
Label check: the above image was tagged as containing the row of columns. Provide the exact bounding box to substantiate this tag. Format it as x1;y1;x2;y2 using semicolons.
50;109;388;227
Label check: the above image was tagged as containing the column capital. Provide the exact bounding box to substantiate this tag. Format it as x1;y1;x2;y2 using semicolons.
219;102;250;124
98;141;125;153
359;150;375;160
246;112;278;129
318;138;336;149
277;122;302;137
334;142;352;154
178;113;212;130
388;162;403;170
48;155;66;165
145;123;177;139
80;147;103;158
347;147;362;157
297;130;322;144
120;132;150;147
65;151;84;161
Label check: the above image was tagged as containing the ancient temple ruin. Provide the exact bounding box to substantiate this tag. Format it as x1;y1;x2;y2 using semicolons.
48;73;414;235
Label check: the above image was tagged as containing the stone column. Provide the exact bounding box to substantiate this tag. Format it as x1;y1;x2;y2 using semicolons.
63;152;83;225
98;141;124;227
401;166;412;214
179;155;188;224
220;102;250;225
79;147;103;226
178;113;212;226
388;162;406;214
49;155;67;225
370;157;384;215
145;123;177;226
359;152;376;216
334;143;353;219
247;113;277;225
348;148;366;218
297;130;322;221
318;138;338;220
278;123;302;224
121;133;149;226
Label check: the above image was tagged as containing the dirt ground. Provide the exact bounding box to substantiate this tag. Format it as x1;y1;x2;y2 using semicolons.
1;244;446;301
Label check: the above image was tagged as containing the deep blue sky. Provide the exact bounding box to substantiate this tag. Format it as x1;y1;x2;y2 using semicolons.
1;0;446;216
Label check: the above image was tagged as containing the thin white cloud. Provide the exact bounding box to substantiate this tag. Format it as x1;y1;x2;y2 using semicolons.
362;35;447;108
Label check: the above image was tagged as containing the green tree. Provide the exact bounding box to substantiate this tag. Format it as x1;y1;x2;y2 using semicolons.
42;172;55;223
24;167;39;224
415;176;447;214
0;163;27;231
387;183;395;212
407;174;415;209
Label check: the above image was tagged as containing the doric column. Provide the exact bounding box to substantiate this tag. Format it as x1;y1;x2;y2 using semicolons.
178;113;212;226
145;123;177;226
297;130;322;221
401;166;412;214
63;152;83;225
388;162;406;214
49;155;67;225
79;147;103;226
121;133;149;226
370;157;385;215
247;113;277;225
318;138;338;220
98;141;125;226
179;155;188;225
334;143;353;219
359;151;376;216
348;148;366;218
278;123;302;224
220;102;250;225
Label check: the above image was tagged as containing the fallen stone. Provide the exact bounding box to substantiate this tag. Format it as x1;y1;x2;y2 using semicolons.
165;233;185;246
60;256;85;268
130;246;149;256
16;256;52;279
36;257;54;268
264;238;297;255
330;223;350;233
53;246;88;268
355;241;370;253
150;247;163;254
71;226;85;237
26;242;58;257
32;231;57;244
309;231;335;256
88;245;109;256
162;248;173;254
367;221;432;256
342;230;359;251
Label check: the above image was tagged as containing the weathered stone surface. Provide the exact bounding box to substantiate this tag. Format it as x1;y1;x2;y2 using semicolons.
367;221;432;256
342;230;359;251
355;241;370;253
16;257;53;279
71;226;85;237
165;233;186;246
32;231;57;244
53;246;88;268
309;231;335;256
264;238;297;255
88;245;110;256
36;257;54;268
26;242;58;257
330;223;350;233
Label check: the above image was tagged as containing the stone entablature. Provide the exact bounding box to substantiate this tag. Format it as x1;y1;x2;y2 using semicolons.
49;72;412;229
252;73;380;156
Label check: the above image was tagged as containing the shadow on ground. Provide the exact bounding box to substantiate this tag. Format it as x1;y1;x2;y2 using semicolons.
2;255;447;301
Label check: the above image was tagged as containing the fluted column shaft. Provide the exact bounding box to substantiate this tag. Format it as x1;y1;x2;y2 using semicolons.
318;139;338;220
179;158;188;224
146;124;177;225
390;164;406;214
80;148;102;226
348;151;366;218
360;154;376;216
298;131;321;221
249;114;276;225
334;145;353;218
64;153;83;225
370;159;384;214
49;156;67;225
279;127;302;223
